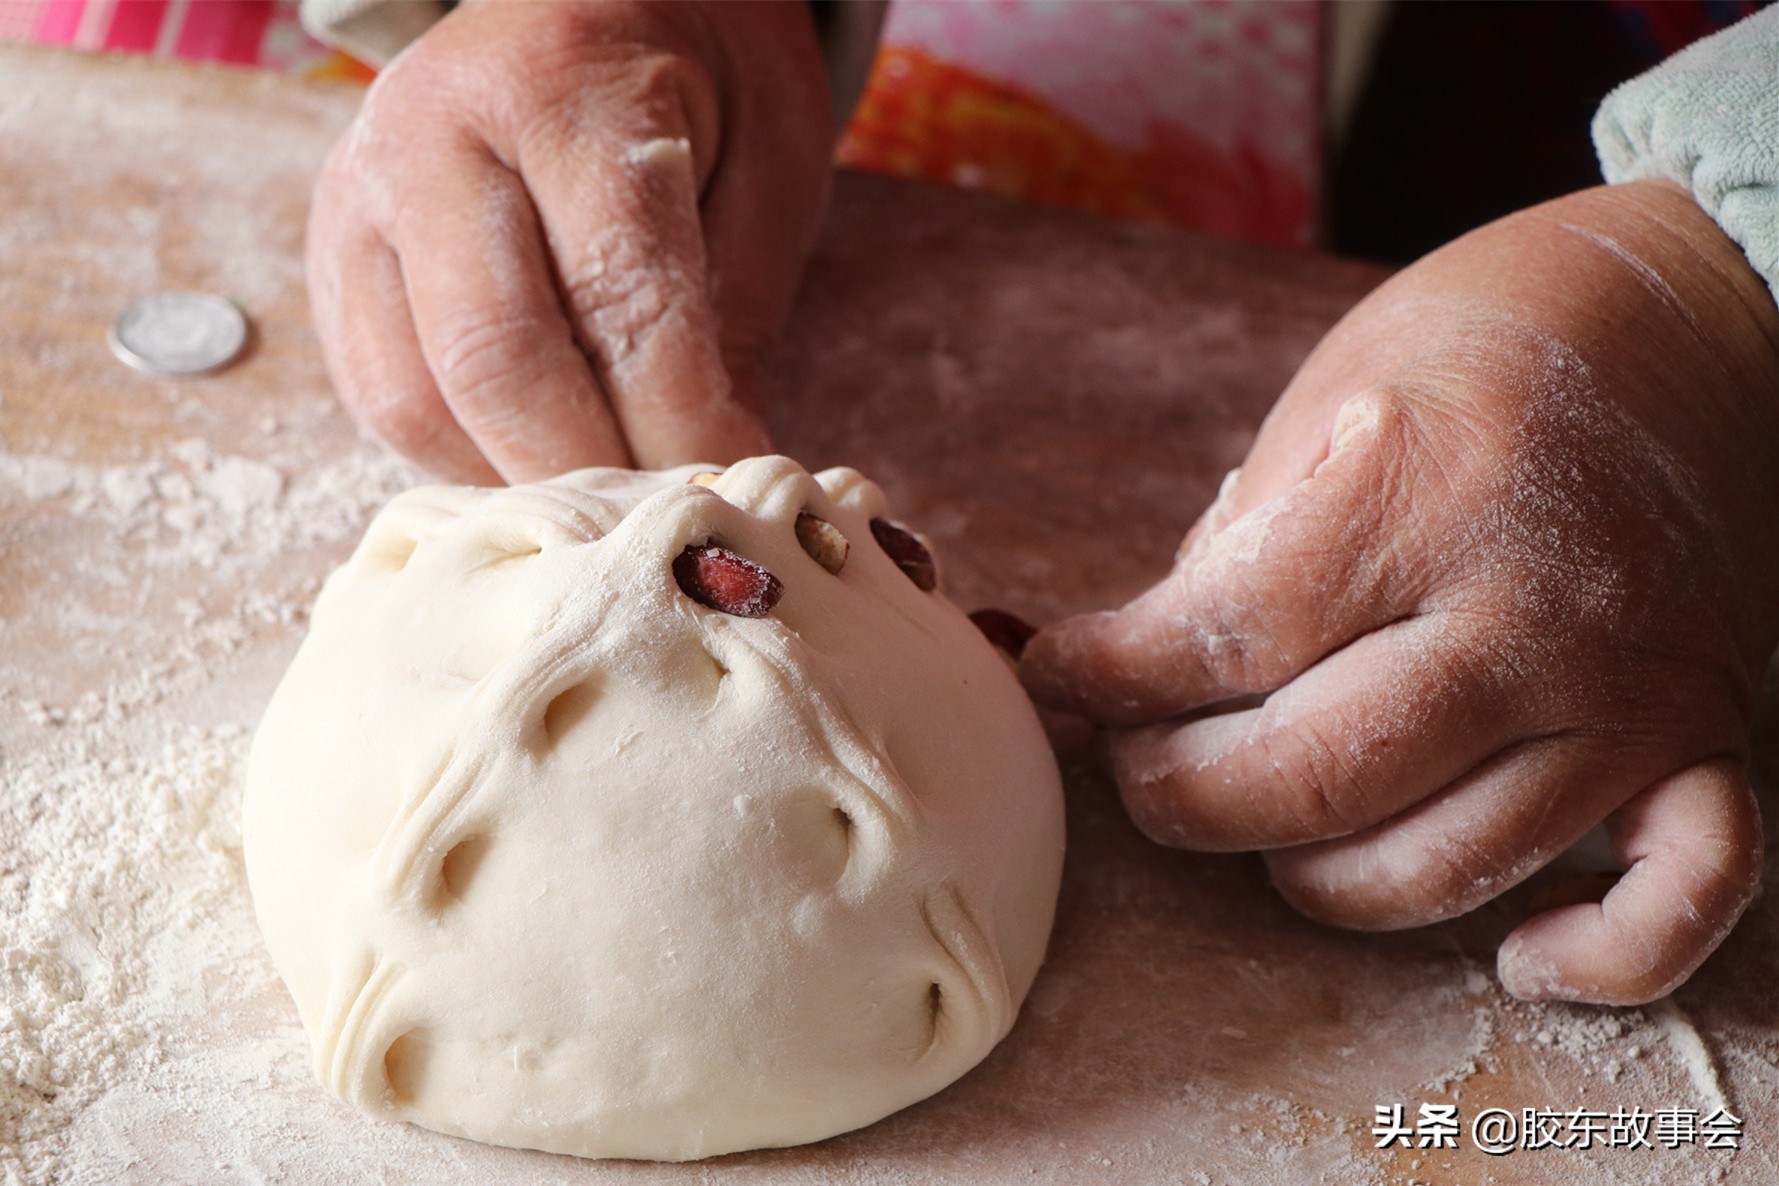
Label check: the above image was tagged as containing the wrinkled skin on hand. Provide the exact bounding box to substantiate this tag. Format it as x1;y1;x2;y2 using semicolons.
1023;180;1779;1006
307;0;833;483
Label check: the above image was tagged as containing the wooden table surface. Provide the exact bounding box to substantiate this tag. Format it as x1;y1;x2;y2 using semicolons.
4;45;1777;1186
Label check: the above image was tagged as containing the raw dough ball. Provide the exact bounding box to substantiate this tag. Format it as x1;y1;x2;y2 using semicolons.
243;455;1066;1161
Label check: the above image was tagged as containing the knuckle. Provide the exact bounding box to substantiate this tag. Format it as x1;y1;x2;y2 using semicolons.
429;313;546;405
619;49;715;119
517;44;715;166
1384;832;1512;928
1257;724;1366;842
1442;615;1527;686
1264;843;1409;930
1277;834;1498;933
1400;846;1482;922
1697;829;1763;907
562;253;690;366
309;145;390;245
1193;599;1295;695
563;252;656;322
608;47;714;129
1587;918;1698;1004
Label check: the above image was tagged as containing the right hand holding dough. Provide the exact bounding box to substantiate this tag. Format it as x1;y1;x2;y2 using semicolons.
1022;180;1779;1007
306;0;834;483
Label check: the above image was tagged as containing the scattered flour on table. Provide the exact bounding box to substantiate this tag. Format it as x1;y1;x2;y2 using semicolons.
1652;999;1734;1118
0;424;1771;1185
1;437;415;1185
0;434;409;575
0;726;253;1185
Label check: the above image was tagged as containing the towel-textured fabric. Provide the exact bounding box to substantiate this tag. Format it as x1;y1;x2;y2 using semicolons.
298;0;447;69
1593;7;1779;304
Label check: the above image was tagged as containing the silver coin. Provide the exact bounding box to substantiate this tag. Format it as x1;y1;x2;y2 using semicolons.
109;291;248;376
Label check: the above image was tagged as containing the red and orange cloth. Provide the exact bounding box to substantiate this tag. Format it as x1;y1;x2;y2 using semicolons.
840;2;1320;247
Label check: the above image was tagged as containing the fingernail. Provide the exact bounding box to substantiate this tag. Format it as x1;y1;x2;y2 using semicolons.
1330;392;1384;453
1176;467;1244;565
1215;465;1242;503
623;136;693;174
1497;933;1568;1001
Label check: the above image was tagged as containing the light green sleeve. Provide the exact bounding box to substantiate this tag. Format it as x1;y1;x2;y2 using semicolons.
1592;7;1779;303
298;0;449;69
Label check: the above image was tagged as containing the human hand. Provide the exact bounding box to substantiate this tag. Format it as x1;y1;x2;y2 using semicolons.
307;0;833;483
1022;180;1779;1005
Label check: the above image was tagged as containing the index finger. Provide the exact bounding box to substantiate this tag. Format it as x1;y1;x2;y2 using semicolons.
1021;394;1423;725
519;82;772;469
396;141;632;482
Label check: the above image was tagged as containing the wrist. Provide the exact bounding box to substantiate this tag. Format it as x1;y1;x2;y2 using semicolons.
1538;181;1779;472
1498;181;1779;641
1376;181;1779;456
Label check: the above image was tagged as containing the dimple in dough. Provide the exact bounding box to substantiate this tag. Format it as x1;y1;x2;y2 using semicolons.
243;455;1067;1162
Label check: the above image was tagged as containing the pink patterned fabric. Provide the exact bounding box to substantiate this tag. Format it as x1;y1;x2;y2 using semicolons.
0;0;347;74
0;0;1329;246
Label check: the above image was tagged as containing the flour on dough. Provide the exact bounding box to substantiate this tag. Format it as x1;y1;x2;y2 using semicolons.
242;455;1066;1161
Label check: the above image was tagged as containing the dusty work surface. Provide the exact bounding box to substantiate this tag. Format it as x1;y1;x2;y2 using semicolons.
4;45;1778;1186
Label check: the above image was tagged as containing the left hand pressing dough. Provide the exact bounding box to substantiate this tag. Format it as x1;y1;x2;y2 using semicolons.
243;454;1066;1161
